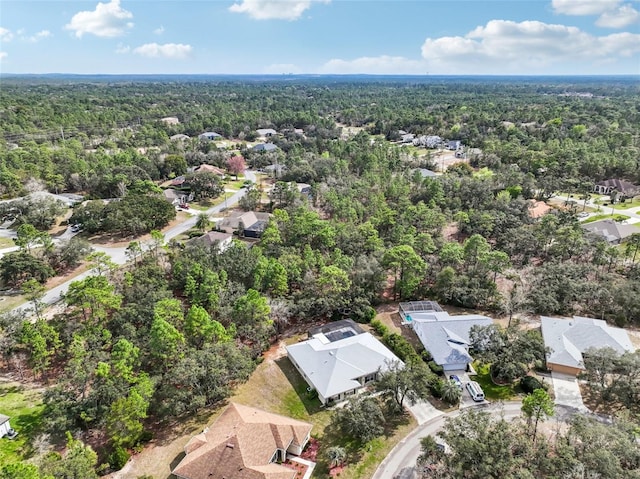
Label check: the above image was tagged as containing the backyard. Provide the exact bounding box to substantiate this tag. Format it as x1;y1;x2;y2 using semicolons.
0;382;45;466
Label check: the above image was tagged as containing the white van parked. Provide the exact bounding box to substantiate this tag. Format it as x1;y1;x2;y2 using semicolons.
466;380;485;402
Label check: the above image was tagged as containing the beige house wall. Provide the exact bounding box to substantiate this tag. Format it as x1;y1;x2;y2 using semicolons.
547;362;582;376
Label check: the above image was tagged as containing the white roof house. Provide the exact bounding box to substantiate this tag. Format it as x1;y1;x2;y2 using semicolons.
401;302;493;372
286;330;402;405
256;128;277;137
0;414;12;438
541;316;635;375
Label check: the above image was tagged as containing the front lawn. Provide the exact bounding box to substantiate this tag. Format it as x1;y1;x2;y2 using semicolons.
582;213;630;224
0;383;45;465
231;341;417;479
471;363;519;400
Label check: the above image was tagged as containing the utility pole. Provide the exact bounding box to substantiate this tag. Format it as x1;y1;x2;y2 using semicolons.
60;127;65;141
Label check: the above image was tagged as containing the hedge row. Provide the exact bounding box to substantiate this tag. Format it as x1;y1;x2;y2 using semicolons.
370;320;422;363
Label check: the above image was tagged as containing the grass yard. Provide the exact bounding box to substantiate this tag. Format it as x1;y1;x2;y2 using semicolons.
582;213;630;224
231;340;417;479
0;294;26;313
0;237;15;249
0;383;45;465
190;191;236;211
472;363;519;400
610;198;640;210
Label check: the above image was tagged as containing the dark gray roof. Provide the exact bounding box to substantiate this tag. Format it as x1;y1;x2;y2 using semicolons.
417;169;438;178
187;231;233;248
582;219;640;243
252;143;278;152
596;179;639;195
199;131;222;139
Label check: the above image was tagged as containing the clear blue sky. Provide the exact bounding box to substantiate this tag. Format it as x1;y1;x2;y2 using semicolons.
1;0;639;75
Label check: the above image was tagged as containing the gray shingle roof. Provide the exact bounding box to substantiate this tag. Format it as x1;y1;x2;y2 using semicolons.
582;219;640;243
253;143;278;152
410;311;493;367
541;316;635;369
0;414;9;426
286;332;402;400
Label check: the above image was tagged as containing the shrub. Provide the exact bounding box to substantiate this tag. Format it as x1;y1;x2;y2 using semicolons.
430;378;444;398
370;319;389;337
361;306;376;323
108;447;131;471
428;360;444;376
139;430;153;443
520;375;544;394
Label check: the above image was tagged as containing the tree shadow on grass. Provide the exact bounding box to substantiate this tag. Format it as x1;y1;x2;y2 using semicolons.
275;356;324;416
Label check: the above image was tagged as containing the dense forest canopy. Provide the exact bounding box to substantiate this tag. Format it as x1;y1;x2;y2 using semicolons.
0;75;639;477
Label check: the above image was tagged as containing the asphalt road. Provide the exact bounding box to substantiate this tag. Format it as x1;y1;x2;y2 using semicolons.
9;170;256;316
372;401;524;479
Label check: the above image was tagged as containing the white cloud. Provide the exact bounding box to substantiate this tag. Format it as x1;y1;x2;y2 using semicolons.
552;0;640;28
65;0;133;38
551;0;622;16
596;4;640;27
132;43;192;59
229;0;329;20
419;19;640;73
318;55;428;75
263;63;303;74
0;27;13;42
0;52;7;61
115;43;130;54
153;25;164;35
27;30;52;43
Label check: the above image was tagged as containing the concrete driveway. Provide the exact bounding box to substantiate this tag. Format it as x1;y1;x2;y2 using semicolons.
407;399;443;426
373;401;523;479
551;372;588;412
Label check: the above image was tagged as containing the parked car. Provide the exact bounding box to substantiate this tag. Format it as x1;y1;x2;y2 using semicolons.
71;224;82;232
449;374;463;390
466;380;485;402
179;203;190;209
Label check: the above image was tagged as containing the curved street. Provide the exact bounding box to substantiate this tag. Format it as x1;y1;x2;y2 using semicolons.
373;401;524;479
8;170;256;315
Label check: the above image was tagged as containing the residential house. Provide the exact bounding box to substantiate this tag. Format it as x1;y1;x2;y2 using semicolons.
256;128;277;137
286;320;403;405
160;116;180;125
446;140;462;151
401;133;415;143
296;183;312;196
413;135;442;148
187;231;233;253
400;301;493;372
170;133;190;141
162;188;193;206
528;200;552;220
541;316;635;375
264;163;287;177
416;168;438;179
581;219;640;244
172;403;312;479
594;179;640;200
217;211;271;238
193;164;226;177
252;143;279;152
198;131;223;141
0;415;12;438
